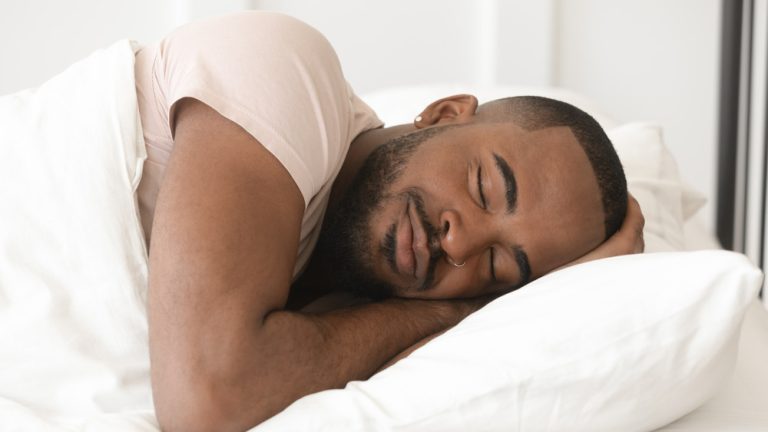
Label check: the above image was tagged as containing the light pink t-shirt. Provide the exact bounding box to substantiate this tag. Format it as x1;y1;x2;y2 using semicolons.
134;11;382;276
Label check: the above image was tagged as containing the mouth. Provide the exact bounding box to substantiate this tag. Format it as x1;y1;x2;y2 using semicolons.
388;193;433;288
394;198;416;277
407;195;430;283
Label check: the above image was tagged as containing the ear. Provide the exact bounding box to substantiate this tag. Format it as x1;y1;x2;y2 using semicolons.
413;94;479;129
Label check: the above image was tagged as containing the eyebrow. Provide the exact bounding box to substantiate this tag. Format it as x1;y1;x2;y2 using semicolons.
492;153;517;213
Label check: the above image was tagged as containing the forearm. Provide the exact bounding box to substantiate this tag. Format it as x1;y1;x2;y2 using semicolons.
155;297;478;432
259;299;462;405
378;328;449;372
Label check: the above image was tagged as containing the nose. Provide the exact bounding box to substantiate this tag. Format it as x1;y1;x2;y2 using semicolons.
439;208;493;266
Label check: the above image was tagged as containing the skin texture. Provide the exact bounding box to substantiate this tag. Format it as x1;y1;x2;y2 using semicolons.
320;121;605;300
148;95;644;431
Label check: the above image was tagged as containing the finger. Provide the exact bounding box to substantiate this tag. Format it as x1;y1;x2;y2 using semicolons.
635;230;645;253
627;195;645;246
626;195;644;225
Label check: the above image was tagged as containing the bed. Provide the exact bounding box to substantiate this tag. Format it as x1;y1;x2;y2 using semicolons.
0;34;766;432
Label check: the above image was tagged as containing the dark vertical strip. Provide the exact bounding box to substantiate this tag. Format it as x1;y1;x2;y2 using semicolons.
717;0;744;250
740;0;754;253
761;8;768;299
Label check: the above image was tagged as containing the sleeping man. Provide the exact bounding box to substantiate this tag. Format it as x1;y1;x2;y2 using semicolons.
137;11;644;432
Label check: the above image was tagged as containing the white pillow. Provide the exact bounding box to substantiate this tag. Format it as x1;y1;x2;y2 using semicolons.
361;85;708;252
608;123;706;252
256;251;762;432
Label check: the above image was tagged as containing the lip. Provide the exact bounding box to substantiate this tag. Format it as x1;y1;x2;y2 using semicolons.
407;195;430;284
395;199;416;277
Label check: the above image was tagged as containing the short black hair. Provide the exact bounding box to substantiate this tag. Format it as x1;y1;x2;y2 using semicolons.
478;96;627;238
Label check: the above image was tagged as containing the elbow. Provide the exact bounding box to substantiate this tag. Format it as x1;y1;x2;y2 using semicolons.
150;321;298;430
157;414;235;432
152;375;275;432
154;388;230;432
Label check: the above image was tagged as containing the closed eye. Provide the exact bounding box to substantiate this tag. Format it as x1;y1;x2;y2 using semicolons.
489;247;497;282
477;165;487;209
478;165;496;281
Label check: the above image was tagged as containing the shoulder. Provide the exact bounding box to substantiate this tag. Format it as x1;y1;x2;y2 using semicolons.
156;12;368;207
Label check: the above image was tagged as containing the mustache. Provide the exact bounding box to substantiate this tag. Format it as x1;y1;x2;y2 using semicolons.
407;190;444;292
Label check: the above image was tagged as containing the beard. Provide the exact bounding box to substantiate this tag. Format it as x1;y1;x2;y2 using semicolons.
314;126;448;300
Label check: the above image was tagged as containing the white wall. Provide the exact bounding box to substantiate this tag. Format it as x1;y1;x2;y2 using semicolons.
0;0;722;231
0;0;249;95
254;0;481;93
0;0;172;95
555;0;721;229
253;0;556;93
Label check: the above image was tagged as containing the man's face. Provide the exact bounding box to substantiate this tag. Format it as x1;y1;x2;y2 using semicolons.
319;121;605;299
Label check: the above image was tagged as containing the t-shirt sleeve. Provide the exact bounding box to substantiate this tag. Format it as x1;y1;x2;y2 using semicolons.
155;11;381;206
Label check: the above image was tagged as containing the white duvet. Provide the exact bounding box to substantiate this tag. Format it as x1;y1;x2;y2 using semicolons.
0;40;157;431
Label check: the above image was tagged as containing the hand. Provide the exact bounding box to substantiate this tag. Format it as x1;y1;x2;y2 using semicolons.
561;194;645;269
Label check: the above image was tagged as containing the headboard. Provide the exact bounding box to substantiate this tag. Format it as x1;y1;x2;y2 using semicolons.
717;0;767;301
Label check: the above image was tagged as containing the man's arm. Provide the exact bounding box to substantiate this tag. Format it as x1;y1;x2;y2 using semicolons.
148;99;478;432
